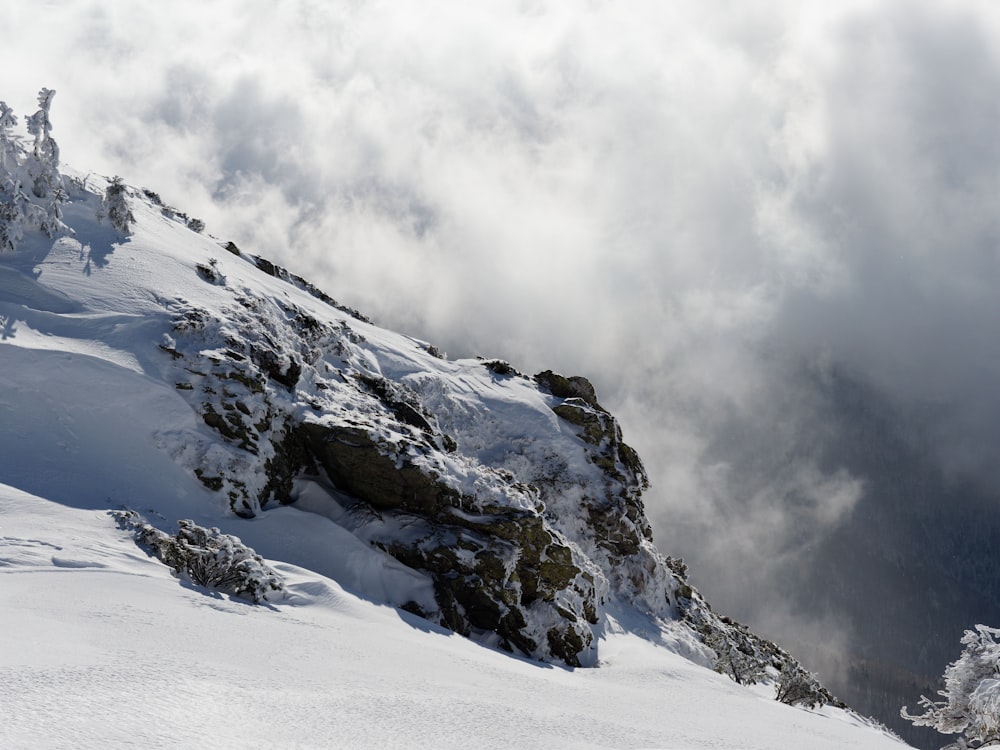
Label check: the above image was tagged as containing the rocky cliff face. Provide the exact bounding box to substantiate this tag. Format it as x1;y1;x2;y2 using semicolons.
157;262;622;665
152;238;838;694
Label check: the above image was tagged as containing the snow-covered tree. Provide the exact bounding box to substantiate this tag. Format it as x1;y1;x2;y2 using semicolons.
0;101;19;172
902;624;1000;749
102;175;134;234
25;87;60;198
705;628;767;686
0;88;67;250
0;178;30;252
0;100;25;252
775;662;828;708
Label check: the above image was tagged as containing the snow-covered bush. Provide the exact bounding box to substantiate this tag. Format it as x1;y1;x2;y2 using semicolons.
775;663;828;708
902;624;1000;749
25;88;60;201
705;629;767;686
0;101;19;171
102;175;135;234
115;511;284;603
0;88;67;251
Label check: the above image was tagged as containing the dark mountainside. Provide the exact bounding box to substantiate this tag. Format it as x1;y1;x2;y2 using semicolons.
809;372;1000;749
686;367;1000;749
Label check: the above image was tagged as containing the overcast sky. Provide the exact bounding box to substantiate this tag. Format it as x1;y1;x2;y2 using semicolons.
5;0;1000;667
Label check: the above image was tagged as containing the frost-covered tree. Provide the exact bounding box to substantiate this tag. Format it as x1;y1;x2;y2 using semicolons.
902;625;1000;749
775;663;828;708
0;101;19;172
102;175;135;234
0;178;30;252
25;87;60;198
0;88;67;250
0;100;26;251
705;628;767;686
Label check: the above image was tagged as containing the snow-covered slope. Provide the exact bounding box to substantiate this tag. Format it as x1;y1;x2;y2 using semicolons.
0;119;912;745
1;484;907;750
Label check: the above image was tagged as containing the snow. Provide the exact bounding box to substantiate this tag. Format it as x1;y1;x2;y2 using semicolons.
0;484;908;750
0;172;913;748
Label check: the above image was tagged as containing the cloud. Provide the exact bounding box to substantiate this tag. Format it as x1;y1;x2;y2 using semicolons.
763;2;1000;480
5;0;1000;695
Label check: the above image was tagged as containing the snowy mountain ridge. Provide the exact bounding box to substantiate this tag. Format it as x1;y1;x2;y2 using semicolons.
0;91;910;749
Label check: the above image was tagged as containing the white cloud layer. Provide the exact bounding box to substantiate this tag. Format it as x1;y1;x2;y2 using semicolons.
5;0;1000;677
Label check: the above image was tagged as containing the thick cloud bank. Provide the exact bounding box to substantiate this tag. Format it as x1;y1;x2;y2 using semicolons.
4;1;1000;737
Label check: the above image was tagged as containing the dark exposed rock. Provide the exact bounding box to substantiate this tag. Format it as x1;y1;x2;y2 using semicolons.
553;398;610;446
194;468;223;492
201;404;250;448
142;188;163;206
535;370;604;411
263;423;316;506
551;394;647;489
300;419;595;664
354;373;435;435
195;260;225;285
301;423;455;515
254;256;279;277
250;253;371;323
390;517;594;666
252;345;301;390
545;382;653;560
482;359;521;377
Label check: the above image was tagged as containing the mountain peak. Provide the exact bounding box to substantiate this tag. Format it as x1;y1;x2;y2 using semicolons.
0;89;909;749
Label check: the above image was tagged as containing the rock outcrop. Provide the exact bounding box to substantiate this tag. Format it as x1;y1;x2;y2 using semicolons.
147;240;842;699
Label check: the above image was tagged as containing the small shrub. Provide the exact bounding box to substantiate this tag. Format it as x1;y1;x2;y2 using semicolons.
103;176;135;234
115;511;283;603
482;359;520;377
705;629;767;686
142;188;163;205
775;663;828;708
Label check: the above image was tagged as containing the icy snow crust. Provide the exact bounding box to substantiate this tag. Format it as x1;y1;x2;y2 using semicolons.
0;174;911;748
